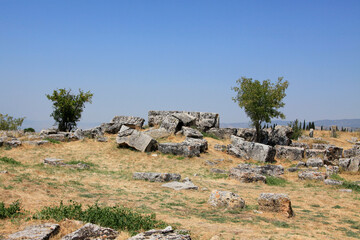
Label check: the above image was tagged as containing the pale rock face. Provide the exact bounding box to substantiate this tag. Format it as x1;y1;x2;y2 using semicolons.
116;125;158;152
181;126;203;139
206;128;237;139
7;223;60;240
298;170;326;181
208;190;245;209
275;145;304;161
306;158;324;167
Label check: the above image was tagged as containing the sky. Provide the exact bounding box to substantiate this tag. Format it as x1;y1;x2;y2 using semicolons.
1;0;359;129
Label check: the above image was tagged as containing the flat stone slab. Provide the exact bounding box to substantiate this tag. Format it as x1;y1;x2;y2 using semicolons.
162;179;198;190
298;170;326;181
43;158;64;165
133;172;181;182
7;223;59;240
128;226;191;240
61;223;118;240
324;179;343;185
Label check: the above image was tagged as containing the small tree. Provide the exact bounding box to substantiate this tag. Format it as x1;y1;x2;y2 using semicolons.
288;119;302;140
232;77;289;142
46;88;93;132
0;113;25;130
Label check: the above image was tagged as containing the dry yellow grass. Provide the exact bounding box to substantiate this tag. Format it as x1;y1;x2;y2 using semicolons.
0;130;359;239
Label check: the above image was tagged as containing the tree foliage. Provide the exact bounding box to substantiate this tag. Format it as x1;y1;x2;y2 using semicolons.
232;77;289;142
288;119;303;140
46;88;93;132
0;114;25;130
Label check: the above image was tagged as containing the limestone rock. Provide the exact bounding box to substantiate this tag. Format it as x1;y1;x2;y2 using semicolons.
309;129;314;138
116;126;157;152
339;157;360;172
133;172;181;182
325;165;339;176
214;144;226;152
128;226;191;240
305;149;325;158
143;128;171;139
7;223;59;240
82;127;104;139
182;127;203;139
324;146;343;165
111;116;145;128
324;179;343;185
312;144;330;150
160;116;181;133
208;190;245;209
4;140;22;148
291;142;309;149
206;128;237;139
267;126;293;146
275;145;304;161
158;138;207;157
23;140;49;146
43;158;64;166
61;223;118;240
172;113;196;126
343;145;360;158
298;170;326;181
258;193;294;217
306;158;324;167
227;136;276;162
210;168;228;174
162;179;198;190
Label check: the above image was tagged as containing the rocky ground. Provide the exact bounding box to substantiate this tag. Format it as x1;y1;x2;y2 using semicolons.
0;115;359;239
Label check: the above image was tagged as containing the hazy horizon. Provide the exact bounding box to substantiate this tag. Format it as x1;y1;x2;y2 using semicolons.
1;1;360;126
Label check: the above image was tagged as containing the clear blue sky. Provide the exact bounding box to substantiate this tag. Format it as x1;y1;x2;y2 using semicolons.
1;0;359;128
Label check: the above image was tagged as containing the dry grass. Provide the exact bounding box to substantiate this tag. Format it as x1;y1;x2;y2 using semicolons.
0;130;359;239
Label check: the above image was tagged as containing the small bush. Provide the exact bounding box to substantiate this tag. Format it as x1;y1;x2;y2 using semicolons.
288;119;303;140
44;138;61;144
24;128;35;133
0;114;25;130
0;157;21;165
0;200;21;219
33;201;167;235
265;176;288;186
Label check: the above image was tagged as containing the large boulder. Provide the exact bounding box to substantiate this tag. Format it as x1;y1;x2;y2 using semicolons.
275;145;304;161
127;226;191;240
227;136;276;162
133;172;181;182
7;223;60;240
4;139;22;148
208;190;245;210
267;126;293;146
312;144;330;150
324;146;343;165
111;116;145;128
258;193;294;218
82;127;104;139
116;126;157;152
344;145;360;158
61;223;118;240
181;126;203;139
339;157;360;172
158;138;207;157
206;128;237;139
172;112;196;126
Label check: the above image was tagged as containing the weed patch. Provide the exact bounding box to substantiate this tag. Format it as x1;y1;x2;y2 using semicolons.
0;200;21;219
0;157;21;165
341;181;360;193
43;138;61;144
265;176;288;186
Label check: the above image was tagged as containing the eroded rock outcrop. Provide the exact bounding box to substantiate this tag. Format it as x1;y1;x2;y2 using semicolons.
275;145;304;161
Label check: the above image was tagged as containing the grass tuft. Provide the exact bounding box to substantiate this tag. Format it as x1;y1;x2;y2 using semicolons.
0;156;21;165
44;138;61;144
341;181;360;193
0;200;21;219
265;176;288;186
201;132;219;140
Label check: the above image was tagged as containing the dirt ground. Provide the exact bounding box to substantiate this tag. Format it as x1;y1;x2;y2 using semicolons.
0;130;359;239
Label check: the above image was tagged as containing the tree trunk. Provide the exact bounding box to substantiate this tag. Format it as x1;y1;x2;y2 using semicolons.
255;121;261;143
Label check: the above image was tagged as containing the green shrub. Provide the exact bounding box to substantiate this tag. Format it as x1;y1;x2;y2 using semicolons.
0;157;21;165
0;200;21;219
341;182;360;193
330;174;345;181
288;119;303;140
265;176;288;186
24;128;35;133
202;132;219;140
33;201;167;235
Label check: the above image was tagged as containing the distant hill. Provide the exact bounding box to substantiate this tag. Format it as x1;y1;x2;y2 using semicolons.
221;119;360;130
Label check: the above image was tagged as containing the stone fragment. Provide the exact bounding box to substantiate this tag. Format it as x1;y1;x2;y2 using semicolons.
298;170;326;181
172;113;196;126
296;161;306;168
4;140;22;148
43;158;64;166
343;145;360;158
267;126;293;146
143;128;171;139
309;129;314;138
258;193;294;217
208;190;245;209
324;146;343;165
287;167;299;172
162;179;198;190
133;172;181;182
96;137;108;142
227;136;276;162
312;144;330;150
306;158;324;167
339;189;352;193
127;226;191;240
23;140;49;146
229;164;283;183
116;126;157;152
82;127;104;139
291;142;309;149
214;144;227;152
324;179;343;185
339;157;360;172
160;116;181;133
275;145;304;161
61;223;118;240
325;165;339;176
182;126;203;138
210;168;228;174
305;149;325;158
111;116;145;129
206;128;237;139
158;138;207;157
7;223;60;240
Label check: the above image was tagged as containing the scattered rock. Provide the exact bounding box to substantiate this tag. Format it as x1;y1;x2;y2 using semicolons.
339;189;352;193
116;126;158;152
133;172;181;182
258;193;294;218
267;126;293;146
128;226;191;240
287;167;299;172
305;149;325;158
181;126;203;139
43;158;64;166
296;161;306;168
160;116;181;133
306;158;324;168
312;144;330;150
324;179;343;185
23;140;49;146
214;144;227;152
82;127;104;139
324;146;343;165
291;142;309;149
325;165;339;176
229;164;284;183
61;223;118;240
275;145;304;161
210;168;228;174
309;129;314;138
7;223;60;240
172;112;196;126
0;170;8;174
206;128;237;139
159;138;207;157
208;190;245;209
339;157;360;172
4;140;22;148
298;170;326;181
205;160;218;166
343;145;360;158
96;137;108;142
227;136;276;162
162;179;198;190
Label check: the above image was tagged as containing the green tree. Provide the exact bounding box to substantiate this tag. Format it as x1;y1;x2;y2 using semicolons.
46;88;93;132
288;119;302;140
0;114;25;130
232;77;289;142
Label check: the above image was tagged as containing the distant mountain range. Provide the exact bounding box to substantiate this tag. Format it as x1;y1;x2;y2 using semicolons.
221;119;360;129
